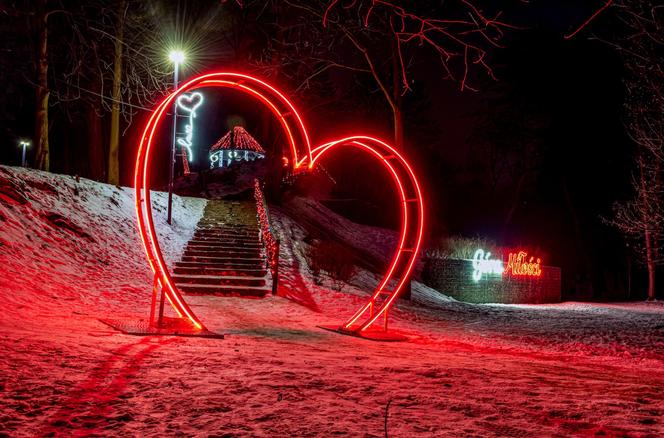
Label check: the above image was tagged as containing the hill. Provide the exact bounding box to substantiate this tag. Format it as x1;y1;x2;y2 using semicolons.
1;165;663;436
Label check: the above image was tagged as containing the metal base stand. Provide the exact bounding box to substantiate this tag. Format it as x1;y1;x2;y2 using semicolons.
317;325;409;342
100;317;224;339
101;275;224;339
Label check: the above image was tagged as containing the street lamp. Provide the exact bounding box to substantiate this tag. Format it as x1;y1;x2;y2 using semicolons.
167;50;185;225
18;140;30;167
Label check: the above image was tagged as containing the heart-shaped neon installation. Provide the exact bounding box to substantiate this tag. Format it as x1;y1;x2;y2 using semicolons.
135;72;424;333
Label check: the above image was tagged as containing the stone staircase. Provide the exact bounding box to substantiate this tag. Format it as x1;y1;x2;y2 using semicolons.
172;200;271;297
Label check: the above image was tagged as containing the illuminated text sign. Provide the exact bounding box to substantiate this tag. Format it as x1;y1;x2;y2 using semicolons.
471;249;542;281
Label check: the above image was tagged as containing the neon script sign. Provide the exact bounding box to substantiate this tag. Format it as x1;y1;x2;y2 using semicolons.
506;251;542;277
472;249;504;281
471;249;542;281
176;92;204;162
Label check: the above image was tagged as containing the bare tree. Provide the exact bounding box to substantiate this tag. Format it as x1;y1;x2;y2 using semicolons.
610;153;662;301
56;0;173;183
107;0;127;185
607;0;663;300
33;0;50;171
256;0;521;149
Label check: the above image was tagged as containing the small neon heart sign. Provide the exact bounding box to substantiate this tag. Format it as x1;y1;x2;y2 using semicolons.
134;72;424;335
176;92;204;114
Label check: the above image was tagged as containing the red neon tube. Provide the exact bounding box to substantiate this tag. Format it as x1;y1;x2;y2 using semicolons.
134;73;424;334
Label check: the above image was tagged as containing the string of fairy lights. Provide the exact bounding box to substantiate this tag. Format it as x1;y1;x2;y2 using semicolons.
254;179;279;276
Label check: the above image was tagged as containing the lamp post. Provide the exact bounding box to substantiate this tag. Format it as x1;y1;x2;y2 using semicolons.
19;140;30;167
167;50;185;225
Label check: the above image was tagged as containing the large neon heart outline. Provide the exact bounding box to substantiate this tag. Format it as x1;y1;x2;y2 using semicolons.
135;72;424;333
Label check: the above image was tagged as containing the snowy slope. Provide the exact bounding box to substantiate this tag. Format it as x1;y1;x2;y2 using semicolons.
1;165;663;437
0;165;205;325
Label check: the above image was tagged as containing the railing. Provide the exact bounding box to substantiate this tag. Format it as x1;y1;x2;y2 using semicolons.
254;179;280;294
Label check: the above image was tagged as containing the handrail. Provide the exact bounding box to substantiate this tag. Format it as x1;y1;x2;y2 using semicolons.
254;179;280;294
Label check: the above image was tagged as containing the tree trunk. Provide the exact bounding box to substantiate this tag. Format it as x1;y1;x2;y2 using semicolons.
34;0;49;171
87;104;104;180
108;0;126;186
62;114;71;175
651;159;661;300
348;32;400;150
562;176;586;252
391;29;404;149
502;172;527;237
393;108;404;150
638;156;657;301
645;229;656;301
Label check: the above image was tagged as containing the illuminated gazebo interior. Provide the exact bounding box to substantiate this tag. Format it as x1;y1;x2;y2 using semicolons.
209;126;266;168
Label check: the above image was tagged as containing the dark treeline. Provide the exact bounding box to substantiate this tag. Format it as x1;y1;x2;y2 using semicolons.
0;0;658;300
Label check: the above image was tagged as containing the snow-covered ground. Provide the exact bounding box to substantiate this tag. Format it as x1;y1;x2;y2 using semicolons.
1;165;663;436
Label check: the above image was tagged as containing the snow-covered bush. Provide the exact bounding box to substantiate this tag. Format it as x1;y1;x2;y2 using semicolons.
425;235;500;260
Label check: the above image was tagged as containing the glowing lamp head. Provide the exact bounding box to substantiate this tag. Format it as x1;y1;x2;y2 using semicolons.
19;140;30;148
168;50;185;64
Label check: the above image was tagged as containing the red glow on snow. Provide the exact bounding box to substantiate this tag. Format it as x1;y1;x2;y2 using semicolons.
135;72;424;334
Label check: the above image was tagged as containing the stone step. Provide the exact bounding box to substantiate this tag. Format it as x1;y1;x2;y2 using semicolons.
190;249;260;256
196;224;258;233
190;240;263;249
173;274;267;287
195;226;258;233
174;265;267;277
203;226;256;230
193;234;259;241
185;244;261;251
195;230;259;236
176;283;271;297
187;240;263;249
191;231;259;237
175;200;270;298
185;245;263;256
180;255;264;265
188;239;261;247
183;249;261;258
197;224;258;230
175;259;266;269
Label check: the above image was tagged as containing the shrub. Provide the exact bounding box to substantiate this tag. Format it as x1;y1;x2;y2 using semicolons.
426;235;500;260
307;240;357;290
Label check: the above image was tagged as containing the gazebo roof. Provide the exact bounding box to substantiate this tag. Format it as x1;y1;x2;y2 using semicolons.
210;126;266;154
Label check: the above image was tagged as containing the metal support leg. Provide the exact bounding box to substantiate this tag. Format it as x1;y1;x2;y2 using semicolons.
149;275;159;327
157;287;166;328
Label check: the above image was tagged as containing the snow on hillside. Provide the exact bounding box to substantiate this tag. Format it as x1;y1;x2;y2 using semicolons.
276;196;400;270
1;165;664;437
270;198;664;362
0;165;204;323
